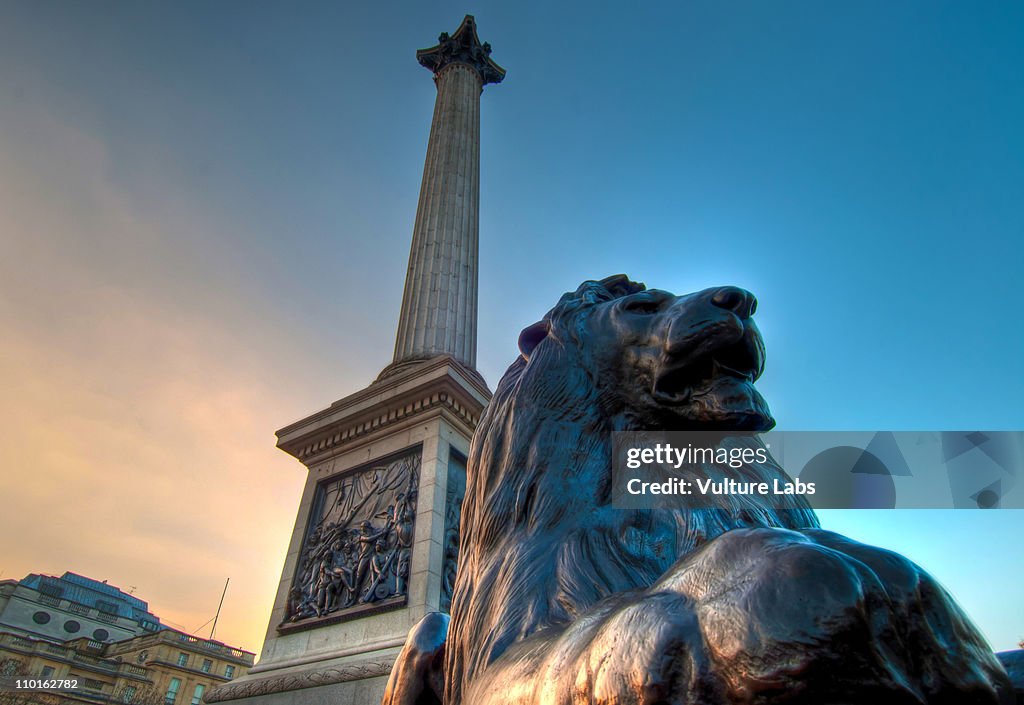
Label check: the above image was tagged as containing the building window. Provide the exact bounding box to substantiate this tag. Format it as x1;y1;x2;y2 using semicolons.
41;666;55;678
177;653;188;667
93;628;110;641
82;678;105;691
63;620;81;633
201;659;212;673
122;685;137;703
224;665;235;679
165;678;181;705
32;611;51;624
96;600;118;614
39;580;63;598
190;684;205;705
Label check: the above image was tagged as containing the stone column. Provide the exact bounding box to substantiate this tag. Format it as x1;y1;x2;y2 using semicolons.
391;16;504;373
204;18;501;705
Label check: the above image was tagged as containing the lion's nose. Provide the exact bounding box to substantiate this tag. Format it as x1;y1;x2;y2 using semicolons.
711;286;757;319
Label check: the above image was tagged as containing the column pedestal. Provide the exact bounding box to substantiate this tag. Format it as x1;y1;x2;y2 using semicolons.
205;358;488;705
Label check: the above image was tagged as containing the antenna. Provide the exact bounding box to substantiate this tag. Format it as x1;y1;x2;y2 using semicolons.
210;578;230;641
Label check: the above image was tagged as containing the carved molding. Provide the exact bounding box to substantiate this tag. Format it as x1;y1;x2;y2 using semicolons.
294;391;478;462
203;657;394;703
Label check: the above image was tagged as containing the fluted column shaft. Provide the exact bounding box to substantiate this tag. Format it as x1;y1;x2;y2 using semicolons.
393;63;482;368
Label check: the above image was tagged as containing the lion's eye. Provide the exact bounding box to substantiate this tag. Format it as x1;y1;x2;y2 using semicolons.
622;297;662;314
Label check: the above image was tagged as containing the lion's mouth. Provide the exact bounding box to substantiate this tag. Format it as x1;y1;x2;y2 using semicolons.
652;332;763;404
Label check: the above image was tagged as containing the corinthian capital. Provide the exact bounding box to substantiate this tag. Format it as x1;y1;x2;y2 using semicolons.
416;15;505;86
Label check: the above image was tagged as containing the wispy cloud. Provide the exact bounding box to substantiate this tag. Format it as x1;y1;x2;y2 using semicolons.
0;98;324;653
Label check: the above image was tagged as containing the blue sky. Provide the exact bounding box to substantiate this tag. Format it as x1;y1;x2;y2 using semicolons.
0;2;1021;652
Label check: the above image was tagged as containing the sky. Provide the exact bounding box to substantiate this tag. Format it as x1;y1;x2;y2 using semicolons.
0;1;1021;656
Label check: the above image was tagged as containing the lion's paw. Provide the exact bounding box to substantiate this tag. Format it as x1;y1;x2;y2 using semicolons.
661;528;1011;704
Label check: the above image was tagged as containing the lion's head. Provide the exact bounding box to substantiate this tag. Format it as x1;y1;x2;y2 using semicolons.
517;274;773;431
445;276;818;702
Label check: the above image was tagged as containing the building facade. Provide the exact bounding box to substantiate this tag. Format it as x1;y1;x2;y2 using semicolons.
0;573;253;705
0;627;253;705
105;628;254;705
0;574;161;646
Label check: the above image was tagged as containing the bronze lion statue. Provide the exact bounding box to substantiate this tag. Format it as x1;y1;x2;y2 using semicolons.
383;275;1013;705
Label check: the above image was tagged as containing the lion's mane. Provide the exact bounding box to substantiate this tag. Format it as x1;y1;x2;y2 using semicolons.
444;276;819;703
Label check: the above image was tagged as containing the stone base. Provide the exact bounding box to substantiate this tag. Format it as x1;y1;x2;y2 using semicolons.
205;650;395;705
209;676;387;705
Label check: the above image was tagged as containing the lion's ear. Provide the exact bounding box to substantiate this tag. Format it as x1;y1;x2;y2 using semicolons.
518;320;550;360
